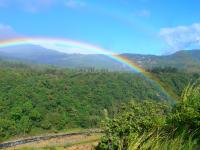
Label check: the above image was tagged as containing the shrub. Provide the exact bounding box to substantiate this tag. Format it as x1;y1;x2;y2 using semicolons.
96;100;170;150
96;79;200;150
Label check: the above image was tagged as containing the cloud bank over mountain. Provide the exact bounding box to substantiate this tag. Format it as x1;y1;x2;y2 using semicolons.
160;23;200;52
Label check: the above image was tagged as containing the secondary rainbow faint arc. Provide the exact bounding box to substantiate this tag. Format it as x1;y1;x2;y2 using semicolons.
0;37;175;101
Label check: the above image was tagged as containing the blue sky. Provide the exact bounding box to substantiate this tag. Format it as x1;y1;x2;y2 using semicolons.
0;0;200;55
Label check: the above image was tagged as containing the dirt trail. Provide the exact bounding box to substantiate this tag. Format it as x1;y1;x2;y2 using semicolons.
0;130;102;150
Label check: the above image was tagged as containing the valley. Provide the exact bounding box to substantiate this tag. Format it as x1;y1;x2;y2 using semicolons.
0;59;199;149
1;1;200;149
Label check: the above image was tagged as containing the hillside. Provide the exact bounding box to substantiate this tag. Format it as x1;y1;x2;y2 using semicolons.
0;46;200;72
0;45;125;70
122;50;200;72
0;60;198;142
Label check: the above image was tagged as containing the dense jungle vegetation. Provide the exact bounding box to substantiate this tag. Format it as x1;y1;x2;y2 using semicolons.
97;79;200;150
0;60;199;144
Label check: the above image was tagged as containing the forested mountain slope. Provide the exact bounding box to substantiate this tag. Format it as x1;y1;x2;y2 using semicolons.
0;45;125;70
0;61;198;142
122;50;200;72
0;45;200;72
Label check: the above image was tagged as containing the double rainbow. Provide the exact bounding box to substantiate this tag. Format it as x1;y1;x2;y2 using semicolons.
0;37;176;101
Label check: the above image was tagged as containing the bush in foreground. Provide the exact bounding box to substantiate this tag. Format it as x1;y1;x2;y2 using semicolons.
96;80;200;150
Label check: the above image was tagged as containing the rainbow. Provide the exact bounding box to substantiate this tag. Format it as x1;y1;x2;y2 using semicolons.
0;37;145;72
0;37;176;101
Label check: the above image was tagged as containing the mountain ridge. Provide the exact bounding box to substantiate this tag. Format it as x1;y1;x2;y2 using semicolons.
0;45;200;72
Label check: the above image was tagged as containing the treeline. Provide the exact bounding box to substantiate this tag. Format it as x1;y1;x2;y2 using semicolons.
148;66;179;73
0;61;199;141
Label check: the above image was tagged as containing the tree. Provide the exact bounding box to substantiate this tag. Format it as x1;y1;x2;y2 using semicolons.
19;116;31;134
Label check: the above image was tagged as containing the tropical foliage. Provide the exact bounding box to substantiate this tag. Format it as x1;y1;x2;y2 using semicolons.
96;79;200;150
0;60;199;143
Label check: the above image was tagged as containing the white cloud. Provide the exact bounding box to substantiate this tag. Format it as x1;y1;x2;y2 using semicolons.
0;24;19;39
0;23;98;54
160;23;200;51
65;0;86;9
31;40;104;54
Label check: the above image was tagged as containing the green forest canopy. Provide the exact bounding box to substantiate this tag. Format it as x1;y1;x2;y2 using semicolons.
0;60;199;141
